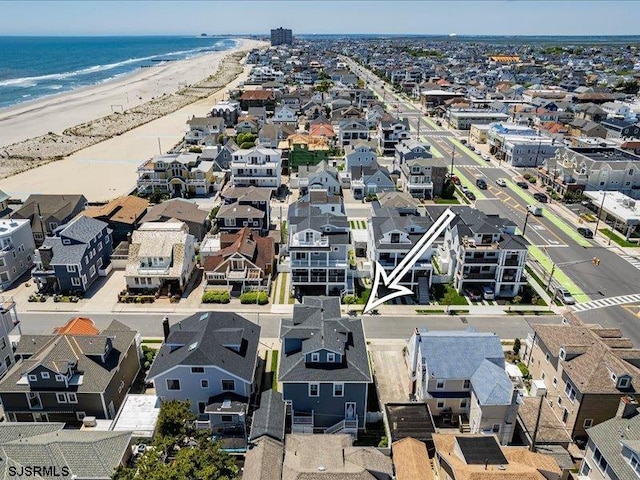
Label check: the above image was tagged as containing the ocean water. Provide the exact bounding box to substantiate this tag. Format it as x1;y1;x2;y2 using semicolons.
0;36;237;109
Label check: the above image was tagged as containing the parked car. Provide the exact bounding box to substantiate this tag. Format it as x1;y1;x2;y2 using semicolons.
465;191;476;201
451;175;461;185
475;178;488;190
465;287;482;301
533;192;548;203
516;181;529;189
461;185;470;193
527;204;543;216
555;287;575;305
482;154;490;161
482;285;495;301
496;178;507;187
577;227;594;238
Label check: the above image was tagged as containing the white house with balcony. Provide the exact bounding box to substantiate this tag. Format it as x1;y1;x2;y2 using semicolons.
125;221;196;295
230;146;282;188
0;219;35;290
185;116;225;145
436;207;528;298
136;153;217;197
287;200;351;297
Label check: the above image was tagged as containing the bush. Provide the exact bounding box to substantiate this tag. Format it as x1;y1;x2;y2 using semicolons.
513;338;521;355
442;179;456;199
188;147;202;153
523;173;531;180
202;290;230;304
240;291;269;305
517;362;530;378
240;141;256;149
528;177;537;184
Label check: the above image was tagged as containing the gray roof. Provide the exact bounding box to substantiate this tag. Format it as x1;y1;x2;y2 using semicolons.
41;236;86;265
147;312;260;383
278;297;372;383
471;359;513;406
59;215;108;243
243;437;284;480
0;423;131;480
0;320;137;395
249;389;286;442
14;194;87;232
417;328;505;379
587;410;640;480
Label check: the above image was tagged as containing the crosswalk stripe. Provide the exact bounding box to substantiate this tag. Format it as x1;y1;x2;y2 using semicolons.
571;292;640;313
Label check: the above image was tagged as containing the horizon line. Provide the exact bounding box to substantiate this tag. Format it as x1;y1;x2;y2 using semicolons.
2;33;640;38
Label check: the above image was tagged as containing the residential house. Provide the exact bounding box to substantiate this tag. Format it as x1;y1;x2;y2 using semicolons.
82;195;149;244
185;116;225;145
201;227;274;292
378;117;410;155
365;104;386;129
248;107;268;127
575;104;608;123
288;195;351;296
217;185;272;235
136;152;218;197
0;319;140;424
539;147;640;200
200;138;239;171
32;216;112;294
601;101;636;121
309;122;336;141
348;163;396;199
279;297;373;434
235;115;260;134
297;160;341;196
0;423;133;480
0;298;19;379
0;190;10;216
578;396;640;480
406;327;520;444
501;136;559;167
272;105;298;126
147;313;259;447
210;100;240;127
238;90;276;110
140;198;210;242
568;118;608;139
124;221;196;295
13;194;87;246
395;139;433;166
283;133;330;171
437;207;528;298
400;157;449;199
521;312;640;441
392;437;432;480
338;119;369;148
600;118;640;140
258;123;296;149
231;146;282;188
433;434;561;480
344;143;378;170
0;218;36;290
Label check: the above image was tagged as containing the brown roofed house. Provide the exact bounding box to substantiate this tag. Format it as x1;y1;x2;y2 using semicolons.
392;437;433;480
141;198;209;241
53;317;100;336
83;195;149;244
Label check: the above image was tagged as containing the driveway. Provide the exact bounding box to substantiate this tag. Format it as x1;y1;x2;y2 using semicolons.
369;340;411;407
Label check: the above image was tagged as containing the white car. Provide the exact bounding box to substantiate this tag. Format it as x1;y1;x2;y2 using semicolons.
556;287;576;305
496;178;507;187
482;154;490;161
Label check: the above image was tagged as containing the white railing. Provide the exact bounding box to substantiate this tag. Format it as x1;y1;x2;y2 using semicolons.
290;236;329;247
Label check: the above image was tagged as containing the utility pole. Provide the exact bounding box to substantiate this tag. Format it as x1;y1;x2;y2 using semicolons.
522;211;531;237
594;191;607;236
450;145;456;176
158;137;162;155
36;203;45;242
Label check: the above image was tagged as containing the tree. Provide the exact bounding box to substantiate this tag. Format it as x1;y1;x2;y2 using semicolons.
513;338;521;356
442;179;456;200
443;290;457;313
155;400;195;439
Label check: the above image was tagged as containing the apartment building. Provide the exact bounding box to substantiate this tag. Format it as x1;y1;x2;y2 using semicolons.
230;146;282;188
446;110;509;130
378;117;410;155
522;313;640;441
0;219;36;290
400;157;449;199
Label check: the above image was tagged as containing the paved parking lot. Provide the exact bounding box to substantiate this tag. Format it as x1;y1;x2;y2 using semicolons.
369;340;411;406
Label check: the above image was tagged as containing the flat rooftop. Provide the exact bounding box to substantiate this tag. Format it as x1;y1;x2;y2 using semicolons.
450;111;510;119
569;147;640;163
584;191;640;225
386;403;436;444
111;394;161;438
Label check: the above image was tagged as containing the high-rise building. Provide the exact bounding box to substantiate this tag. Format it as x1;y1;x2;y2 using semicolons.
270;27;293;46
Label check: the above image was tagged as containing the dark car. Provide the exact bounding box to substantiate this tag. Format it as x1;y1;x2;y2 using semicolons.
516;181;529;189
465;191;476;201
577;227;594;238
533;192;548;203
476;179;487;190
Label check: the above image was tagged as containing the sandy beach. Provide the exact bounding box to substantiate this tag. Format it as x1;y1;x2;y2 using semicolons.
0;38;267;201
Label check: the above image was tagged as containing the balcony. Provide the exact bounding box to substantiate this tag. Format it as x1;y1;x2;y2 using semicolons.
290;236;329;248
137;265;170;275
292;410;314;434
461;272;496;280
290;259;347;267
0;242;14;254
503;257;522;266
461;256;500;264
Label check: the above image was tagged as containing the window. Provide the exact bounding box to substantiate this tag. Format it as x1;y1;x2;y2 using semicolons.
583;418;593;428
492;424;501;433
56;374;64;382
191;367;205;374
311;352;320;363
166;379;181;391
309;383;319;397
460;399;468;409
541;372;546;380
593;447;609;473
437;400;445;409
580;461;592;477
201;380;209;389
436;379;445;389
27;392;42;410
327;352;335;362
221;414;234;423
334;383;344;397
559;348;566;360
41;371;50;379
565;383;577;403
28;374;37;382
71;277;81;287
618;377;631;389
67;393;78;403
463;379;470;389
76;411;86;421
56;393;67;403
221;379;235;391
630;454;640;477
66;265;77;273
562;408;569;423
0;337;5;350
89;265;96;277
552;377;557;387
545;352;550;363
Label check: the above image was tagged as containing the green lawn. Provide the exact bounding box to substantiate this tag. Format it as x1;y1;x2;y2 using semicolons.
601;228;640;247
434;198;460;204
278;273;288;304
431;284;469;305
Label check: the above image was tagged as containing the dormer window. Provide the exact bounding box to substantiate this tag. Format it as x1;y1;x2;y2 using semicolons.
327;352;335;362
28;374;37;382
41;372;50;379
618;376;631;389
311;352;320;363
559;348;566;360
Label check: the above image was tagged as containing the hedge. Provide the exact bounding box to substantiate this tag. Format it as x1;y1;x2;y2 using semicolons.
202;290;230;304
240;291;269;305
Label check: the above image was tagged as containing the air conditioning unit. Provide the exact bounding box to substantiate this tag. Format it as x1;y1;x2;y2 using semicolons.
82;416;97;428
623;199;636;208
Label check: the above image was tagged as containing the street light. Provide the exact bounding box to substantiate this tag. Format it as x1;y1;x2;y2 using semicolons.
593;191;607;237
545;257;601;292
450;145;456;176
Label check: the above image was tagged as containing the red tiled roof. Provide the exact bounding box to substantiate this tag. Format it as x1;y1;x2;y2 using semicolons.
53;317;100;336
239;90;275;101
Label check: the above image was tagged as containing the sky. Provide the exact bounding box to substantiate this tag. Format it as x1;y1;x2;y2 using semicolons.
2;1;640;36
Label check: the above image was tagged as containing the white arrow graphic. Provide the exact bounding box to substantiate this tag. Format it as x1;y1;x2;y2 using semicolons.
363;208;456;314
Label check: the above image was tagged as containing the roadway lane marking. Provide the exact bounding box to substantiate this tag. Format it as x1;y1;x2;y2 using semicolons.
572;293;640;312
620;254;640;271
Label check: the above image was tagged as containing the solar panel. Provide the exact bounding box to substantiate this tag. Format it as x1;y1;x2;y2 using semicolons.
456;436;508;465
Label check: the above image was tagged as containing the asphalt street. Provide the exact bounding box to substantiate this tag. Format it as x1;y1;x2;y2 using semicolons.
16;311;560;341
576;304;640;346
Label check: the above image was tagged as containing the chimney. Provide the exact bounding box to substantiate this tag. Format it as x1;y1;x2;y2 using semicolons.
162;316;170;342
38;245;54;269
616;396;639;419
